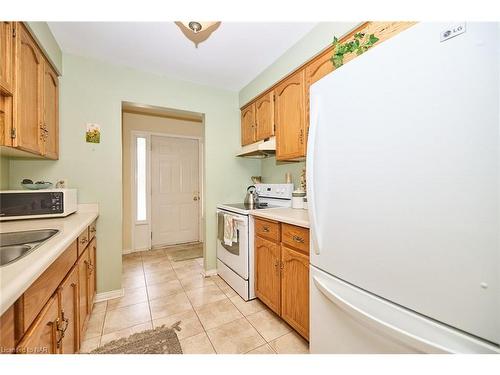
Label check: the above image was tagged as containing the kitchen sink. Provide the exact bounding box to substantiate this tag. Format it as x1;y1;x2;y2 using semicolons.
0;229;59;267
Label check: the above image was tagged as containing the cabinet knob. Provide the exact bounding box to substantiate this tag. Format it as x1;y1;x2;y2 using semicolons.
292;235;305;243
262;226;270;232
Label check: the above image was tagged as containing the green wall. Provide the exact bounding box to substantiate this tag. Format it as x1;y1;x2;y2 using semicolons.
261;157;305;188
0;157;9;189
9;53;260;294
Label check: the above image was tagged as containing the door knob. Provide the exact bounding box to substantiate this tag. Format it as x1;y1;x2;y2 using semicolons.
193;196;198;201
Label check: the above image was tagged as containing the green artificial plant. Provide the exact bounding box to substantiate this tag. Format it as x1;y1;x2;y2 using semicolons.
330;33;380;68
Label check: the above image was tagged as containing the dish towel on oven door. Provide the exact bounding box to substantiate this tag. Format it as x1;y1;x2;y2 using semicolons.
223;214;238;246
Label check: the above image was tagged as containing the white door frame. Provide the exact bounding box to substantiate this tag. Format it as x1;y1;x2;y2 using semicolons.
130;130;204;252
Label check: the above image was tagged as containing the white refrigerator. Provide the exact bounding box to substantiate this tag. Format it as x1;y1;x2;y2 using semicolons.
307;22;500;353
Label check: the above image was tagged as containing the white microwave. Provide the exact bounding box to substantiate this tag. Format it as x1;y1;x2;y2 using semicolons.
0;189;78;221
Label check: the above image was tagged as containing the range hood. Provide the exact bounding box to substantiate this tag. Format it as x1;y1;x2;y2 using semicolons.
236;137;276;158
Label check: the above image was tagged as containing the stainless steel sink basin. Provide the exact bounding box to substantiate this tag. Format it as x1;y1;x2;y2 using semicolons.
0;229;59;267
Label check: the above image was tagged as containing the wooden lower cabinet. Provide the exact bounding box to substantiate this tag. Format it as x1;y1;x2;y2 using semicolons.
281;245;310;340
254;219;310;340
58;266;79;354
255;236;281;315
17;295;59;354
0;222;97;355
78;246;90;336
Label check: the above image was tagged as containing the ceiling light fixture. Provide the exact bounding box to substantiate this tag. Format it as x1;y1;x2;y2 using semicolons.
175;21;221;48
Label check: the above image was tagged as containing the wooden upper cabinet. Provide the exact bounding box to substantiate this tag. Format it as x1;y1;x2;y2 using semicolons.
58;266;79;354
15;24;43;155
275;69;306;160
255;236;281;315
42;59;59;159
255;91;274;141
281;245;310;340
0;22;14;94
241;103;256;146
17;294;59;354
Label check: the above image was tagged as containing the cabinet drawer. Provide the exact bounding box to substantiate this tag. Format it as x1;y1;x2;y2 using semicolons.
22;240;78;332
254;218;280;242
88;220;97;241
77;227;89;256
281;223;309;254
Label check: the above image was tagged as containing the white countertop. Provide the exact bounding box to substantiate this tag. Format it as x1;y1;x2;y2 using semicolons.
250;207;310;228
0;204;99;315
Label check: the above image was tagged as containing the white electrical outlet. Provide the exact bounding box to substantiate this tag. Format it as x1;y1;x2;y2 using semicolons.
440;23;466;42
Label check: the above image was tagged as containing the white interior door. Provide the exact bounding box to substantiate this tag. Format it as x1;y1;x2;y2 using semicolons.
151;135;200;247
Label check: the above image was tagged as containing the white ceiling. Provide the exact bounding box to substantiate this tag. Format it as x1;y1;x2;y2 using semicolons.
48;22;317;91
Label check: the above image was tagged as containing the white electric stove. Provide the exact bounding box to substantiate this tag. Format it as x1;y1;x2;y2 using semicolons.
216;183;293;300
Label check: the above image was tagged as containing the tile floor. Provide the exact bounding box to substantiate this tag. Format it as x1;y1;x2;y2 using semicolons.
80;244;309;354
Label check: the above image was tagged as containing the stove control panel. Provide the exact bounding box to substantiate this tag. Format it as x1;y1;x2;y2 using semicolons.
255;183;293;199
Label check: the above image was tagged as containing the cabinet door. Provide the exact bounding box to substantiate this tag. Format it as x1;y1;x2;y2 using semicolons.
241;103;256;145
281;245;309;340
77;247;90;337
274;70;306;160
58;266;79;354
15;24;43;155
42;59;59;159
255;91;274;141
0;22;14;94
87;238;97;312
255;236;281;314
16;294;59;354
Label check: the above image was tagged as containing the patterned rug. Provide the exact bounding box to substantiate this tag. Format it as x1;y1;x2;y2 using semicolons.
90;324;182;354
164;242;203;262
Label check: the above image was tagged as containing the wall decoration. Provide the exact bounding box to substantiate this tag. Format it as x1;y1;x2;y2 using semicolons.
86;123;101;143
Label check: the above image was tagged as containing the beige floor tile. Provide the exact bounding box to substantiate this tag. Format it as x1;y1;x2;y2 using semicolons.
230;295;267;316
145;268;178;286
107;286;148;311
82;311;105;340
211;277;238;298
206;317;265;354
186;284;228;307
174;266;203;280
123;252;142;261
246;344;276;354
246;309;292;342
180;332;215;354
143;258;173;272
92;301;107;314
179;273;216;291
149;291;192;320
122;265;144;278
102;302;151;335
147;279;184;300
153;308;204;340
269;331;309;354
170;259;201;270
140;248;166;258
79;336;101;353
100;322;153;347
194;298;243;330
195;258;204;267
122;274;146;290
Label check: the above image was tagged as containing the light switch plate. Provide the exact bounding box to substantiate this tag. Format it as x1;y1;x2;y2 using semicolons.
440;23;466;42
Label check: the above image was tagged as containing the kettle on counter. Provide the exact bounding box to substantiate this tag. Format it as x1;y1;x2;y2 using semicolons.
244;185;259;207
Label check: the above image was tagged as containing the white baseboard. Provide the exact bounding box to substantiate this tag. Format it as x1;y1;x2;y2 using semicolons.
203;268;217;277
95;288;124;302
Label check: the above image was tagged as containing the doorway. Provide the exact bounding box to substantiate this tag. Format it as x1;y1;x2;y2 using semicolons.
121;103;204;255
151;135;200;247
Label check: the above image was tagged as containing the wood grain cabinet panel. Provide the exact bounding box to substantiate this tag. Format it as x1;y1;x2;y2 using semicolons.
88;238;97;311
0;21;14;94
15;24;43;155
58;266;79;354
281;223;310;255
281;244;310;340
77;228;89;256
41;59;59;159
16;294;59;354
255;91;274;141
254;218;280;242
0;305;16;353
274;69;306;160
255;236;281;315
22;241;77;333
241;103;256;146
77;246;90;337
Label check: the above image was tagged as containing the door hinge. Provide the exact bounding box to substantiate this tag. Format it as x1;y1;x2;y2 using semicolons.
10;128;16;139
12;27;16;38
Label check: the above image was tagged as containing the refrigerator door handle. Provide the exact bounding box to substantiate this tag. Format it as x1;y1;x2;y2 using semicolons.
307;91;321;255
312;275;450;354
